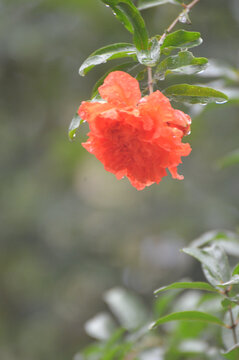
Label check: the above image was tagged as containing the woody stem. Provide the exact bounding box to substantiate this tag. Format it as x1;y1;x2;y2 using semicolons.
147;66;153;94
229;306;238;345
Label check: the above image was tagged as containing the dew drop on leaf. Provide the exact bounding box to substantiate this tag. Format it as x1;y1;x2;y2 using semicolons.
215;99;228;104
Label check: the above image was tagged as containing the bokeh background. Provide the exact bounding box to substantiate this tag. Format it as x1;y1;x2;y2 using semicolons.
1;0;239;359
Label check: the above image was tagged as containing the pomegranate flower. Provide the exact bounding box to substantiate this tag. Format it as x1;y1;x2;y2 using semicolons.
78;71;191;190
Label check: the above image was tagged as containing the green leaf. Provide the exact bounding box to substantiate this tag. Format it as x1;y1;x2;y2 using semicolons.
217;149;239;169
182;245;231;287
137;0;182;10
136;37;160;66
233;264;239;276
91;61;138;99
110;6;134;33
79;43;137;76
68;113;84;141
163;84;228;104
102;0;149;50
104;287;149;330
222;344;239;360
221;299;237;309
152;311;226;329
84;312;117;340
78;328;131;360
190;230;239;257
155;51;208;79
161;30;203;53
154;281;218;295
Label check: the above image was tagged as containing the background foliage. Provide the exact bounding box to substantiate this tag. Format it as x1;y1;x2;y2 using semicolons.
0;0;239;359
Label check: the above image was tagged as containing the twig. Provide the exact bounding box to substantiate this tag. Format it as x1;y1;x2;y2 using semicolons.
159;0;201;45
229;306;238;345
147;66;153;93
147;0;201;94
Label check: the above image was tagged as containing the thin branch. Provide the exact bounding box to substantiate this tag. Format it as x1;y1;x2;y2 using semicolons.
229;306;238;345
159;0;201;45
148;0;201;94
147;66;153;93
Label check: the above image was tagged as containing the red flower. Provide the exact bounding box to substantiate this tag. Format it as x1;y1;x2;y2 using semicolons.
78;71;191;190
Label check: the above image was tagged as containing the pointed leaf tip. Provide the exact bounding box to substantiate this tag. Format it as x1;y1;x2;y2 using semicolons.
163;84;228;104
154;281;218;295
79;43;137;76
101;0;149;50
68;113;84;141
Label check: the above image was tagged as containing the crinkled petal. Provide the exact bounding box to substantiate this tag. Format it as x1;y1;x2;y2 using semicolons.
139;91;174;124
79;71;192;190
78;101;112;122
169;166;184;180
99;71;141;108
168;109;191;135
128;177;154;191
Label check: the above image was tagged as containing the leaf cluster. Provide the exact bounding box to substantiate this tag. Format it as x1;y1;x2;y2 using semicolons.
75;230;239;360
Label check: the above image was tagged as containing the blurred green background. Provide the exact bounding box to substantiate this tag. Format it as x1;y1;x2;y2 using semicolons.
0;0;239;359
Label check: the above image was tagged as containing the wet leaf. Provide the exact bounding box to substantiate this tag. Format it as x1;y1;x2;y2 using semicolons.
79;43;137;76
232;264;239;276
163;84;228;104
136;37;160;66
190;230;239;257
161;30;203;53
155;51;208;78
104;287;149;330
101;0;149;50
84;312;117;340
182;245;231;287
154;281;218;295
137;0;182;10
152;310;226;329
68;114;84;141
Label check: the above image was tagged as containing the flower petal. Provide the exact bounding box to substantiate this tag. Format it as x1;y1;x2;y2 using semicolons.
79;71;192;190
78;101;111;122
169;166;184;180
168;109;191;135
99;71;141;107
